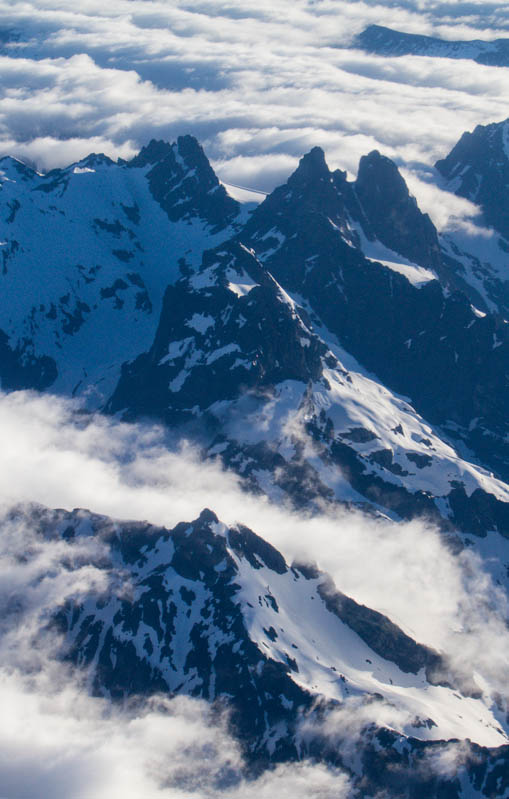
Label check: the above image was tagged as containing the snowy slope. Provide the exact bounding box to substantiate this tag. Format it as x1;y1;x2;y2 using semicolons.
9;502;507;752
0;137;239;403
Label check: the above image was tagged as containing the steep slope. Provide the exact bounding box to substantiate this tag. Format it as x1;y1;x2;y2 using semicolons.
240;147;509;484
436;118;509;241
355;25;509;67
107;232;509;539
0;136;239;402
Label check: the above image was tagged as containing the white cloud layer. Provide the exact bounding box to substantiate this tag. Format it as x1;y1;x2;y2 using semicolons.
1;389;509;698
0;0;509;197
0;389;508;793
0;670;351;799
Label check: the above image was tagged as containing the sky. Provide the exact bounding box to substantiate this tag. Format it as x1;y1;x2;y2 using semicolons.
1;0;509;198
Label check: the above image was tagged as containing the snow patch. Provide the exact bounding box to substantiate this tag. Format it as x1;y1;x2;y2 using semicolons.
225;267;258;297
187;313;214;334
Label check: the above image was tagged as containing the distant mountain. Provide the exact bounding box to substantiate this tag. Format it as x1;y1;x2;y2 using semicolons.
8;501;509;796
355;24;509;67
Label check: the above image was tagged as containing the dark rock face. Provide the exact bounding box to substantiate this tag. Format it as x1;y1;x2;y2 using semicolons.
129;135;239;232
436;119;509;240
0;329;57;390
107;241;326;423
355;150;441;271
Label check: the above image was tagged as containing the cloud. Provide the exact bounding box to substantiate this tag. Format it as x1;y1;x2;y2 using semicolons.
0;669;353;799
1;389;509;707
400;167;489;232
0;1;509;185
0;497;352;799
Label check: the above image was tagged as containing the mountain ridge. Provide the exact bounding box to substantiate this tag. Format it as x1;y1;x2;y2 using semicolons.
2;119;509;797
355;24;509;68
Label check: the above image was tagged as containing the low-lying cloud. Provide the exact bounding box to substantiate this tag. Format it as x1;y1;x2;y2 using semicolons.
1;0;509;193
1;388;508;700
1;387;508;794
0;670;351;799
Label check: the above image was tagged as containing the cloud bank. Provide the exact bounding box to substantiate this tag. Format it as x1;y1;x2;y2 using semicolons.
1;0;509;201
1;389;509;699
0;388;508;793
0;670;350;799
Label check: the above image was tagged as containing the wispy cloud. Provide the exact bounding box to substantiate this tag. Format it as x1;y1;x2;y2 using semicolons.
0;497;349;799
1;389;509;703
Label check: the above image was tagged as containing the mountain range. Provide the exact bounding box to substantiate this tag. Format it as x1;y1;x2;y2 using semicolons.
2;116;509;796
355;25;509;68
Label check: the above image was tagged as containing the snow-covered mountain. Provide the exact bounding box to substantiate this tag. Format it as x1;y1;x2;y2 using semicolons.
2;123;509;797
0;136;240;401
355;25;509;68
6;501;509;797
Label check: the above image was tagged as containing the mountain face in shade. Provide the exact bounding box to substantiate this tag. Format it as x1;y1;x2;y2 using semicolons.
355;24;509;68
107;241;326;425
436;118;509;240
7;501;509;797
354;150;442;272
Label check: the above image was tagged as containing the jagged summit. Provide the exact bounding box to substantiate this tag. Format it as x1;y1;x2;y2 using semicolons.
436;117;509;240
355;149;441;270
289;145;330;182
77;152;115;169
128;137;174;167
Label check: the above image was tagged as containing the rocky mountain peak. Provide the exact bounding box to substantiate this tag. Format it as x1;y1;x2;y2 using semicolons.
129;135;239;231
289;145;329;183
195;507;220;528
128;138;174;168
176;134;213;172
356;150;408;201
355;150;441;270
436;117;509;239
77;152;114;169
